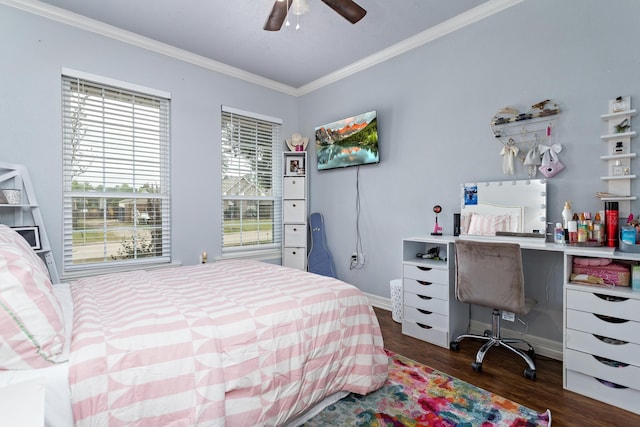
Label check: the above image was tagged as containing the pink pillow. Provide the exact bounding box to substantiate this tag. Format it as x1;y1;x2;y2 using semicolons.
0;225;66;369
467;213;511;236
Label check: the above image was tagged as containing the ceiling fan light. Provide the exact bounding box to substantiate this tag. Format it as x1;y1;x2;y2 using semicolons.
292;0;310;15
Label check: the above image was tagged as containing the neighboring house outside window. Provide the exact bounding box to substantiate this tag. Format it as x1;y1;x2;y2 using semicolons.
221;106;282;258
62;71;171;276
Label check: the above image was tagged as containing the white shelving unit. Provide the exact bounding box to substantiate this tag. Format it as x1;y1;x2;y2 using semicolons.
0;162;59;283
282;151;308;270
599;96;637;214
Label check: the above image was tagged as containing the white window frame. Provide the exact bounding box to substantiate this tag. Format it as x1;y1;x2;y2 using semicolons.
61;69;171;276
221;106;282;258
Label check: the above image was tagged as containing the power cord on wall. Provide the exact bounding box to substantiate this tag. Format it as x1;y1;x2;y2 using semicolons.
350;166;365;270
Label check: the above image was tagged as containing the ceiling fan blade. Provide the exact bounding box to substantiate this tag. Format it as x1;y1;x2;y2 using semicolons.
321;0;367;24
264;1;292;31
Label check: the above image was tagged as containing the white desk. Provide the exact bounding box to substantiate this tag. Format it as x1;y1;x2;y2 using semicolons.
401;234;640;415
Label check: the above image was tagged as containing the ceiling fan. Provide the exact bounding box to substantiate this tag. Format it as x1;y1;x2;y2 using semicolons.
264;0;367;31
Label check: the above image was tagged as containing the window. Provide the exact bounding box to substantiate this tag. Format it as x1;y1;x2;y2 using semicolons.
221;106;282;255
62;72;170;274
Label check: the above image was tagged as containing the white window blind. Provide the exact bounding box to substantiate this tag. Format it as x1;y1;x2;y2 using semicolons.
221;107;282;254
62;74;171;273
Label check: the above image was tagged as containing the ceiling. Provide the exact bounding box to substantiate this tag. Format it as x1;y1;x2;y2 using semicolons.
14;0;516;92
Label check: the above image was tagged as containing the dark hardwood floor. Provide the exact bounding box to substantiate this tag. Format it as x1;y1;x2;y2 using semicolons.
374;307;640;427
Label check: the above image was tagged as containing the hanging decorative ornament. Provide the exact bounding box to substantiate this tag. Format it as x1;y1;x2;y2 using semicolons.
538;143;564;178
523;144;541;178
500;139;519;175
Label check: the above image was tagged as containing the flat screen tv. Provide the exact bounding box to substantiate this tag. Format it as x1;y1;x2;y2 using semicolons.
315;110;379;171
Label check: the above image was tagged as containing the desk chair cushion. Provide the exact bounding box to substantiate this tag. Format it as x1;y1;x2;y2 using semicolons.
455;240;534;315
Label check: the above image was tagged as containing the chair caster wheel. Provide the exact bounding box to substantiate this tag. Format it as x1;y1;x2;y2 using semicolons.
483;329;492;337
450;341;460;351
527;349;536;360
472;362;482;372
524;368;536;380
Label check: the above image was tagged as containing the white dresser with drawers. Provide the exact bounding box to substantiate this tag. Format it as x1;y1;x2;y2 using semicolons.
564;279;640;414
401;236;468;348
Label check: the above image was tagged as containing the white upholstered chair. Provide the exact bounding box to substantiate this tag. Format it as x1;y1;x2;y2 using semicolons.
449;239;537;380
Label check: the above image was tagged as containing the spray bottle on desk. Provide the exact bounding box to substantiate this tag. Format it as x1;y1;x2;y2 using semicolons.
562;201;572;242
562;202;572;228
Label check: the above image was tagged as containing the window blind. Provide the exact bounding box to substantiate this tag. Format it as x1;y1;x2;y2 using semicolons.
62;74;171;273
221;107;282;253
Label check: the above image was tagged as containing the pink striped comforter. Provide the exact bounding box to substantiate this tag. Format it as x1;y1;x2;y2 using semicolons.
69;259;388;426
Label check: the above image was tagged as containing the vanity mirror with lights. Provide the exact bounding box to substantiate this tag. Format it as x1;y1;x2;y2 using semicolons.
460;179;547;238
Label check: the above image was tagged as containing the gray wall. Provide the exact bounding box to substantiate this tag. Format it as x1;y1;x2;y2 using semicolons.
300;0;640;342
0;5;298;268
3;0;639;345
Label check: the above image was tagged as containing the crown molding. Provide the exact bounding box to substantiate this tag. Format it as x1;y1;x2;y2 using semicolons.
3;0;522;97
297;0;523;95
2;0;299;96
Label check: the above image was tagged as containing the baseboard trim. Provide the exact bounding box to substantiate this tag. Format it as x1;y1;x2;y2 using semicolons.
367;294;563;361
366;292;392;311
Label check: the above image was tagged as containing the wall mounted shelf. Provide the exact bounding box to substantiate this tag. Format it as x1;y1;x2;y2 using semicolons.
600;175;637;181
598;96;637;208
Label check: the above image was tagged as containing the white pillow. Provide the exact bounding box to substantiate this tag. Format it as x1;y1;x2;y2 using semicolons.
467;213;511;236
0;225;66;369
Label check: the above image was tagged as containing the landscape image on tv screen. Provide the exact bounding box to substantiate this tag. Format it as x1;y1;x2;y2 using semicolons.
315;110;379;171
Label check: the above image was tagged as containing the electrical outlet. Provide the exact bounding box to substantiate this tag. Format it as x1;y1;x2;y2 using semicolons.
351;252;358;263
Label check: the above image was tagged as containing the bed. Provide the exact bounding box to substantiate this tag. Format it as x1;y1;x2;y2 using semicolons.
0;224;388;426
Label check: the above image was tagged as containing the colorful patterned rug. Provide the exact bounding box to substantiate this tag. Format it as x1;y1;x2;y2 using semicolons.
303;350;551;426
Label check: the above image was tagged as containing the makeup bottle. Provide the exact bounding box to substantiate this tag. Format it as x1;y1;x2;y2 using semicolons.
562;202;572;229
612;160;624;176
613;96;626;113
577;213;588;243
593;212;604;244
605;201;619;248
554;223;565;244
568;220;578;244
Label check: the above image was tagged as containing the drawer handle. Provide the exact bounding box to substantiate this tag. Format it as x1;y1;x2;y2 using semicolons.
417;295;432;300
417;309;432;315
292;251;297;255
293;228;298;231
594;293;629;302
592;355;629;368
593;313;628;324
416;322;433;330
416;280;432;286
595;378;628;389
593;334;627;345
417;266;432;271
292;203;296;207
